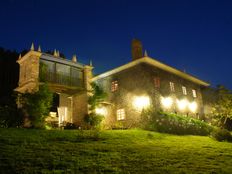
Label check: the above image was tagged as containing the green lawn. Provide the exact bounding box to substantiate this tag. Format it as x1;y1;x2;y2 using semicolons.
0;129;232;174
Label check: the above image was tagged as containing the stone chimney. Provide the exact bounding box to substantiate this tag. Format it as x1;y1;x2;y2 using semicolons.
131;39;143;61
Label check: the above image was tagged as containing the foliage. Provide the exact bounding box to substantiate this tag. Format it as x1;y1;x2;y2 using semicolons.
0;47;19;97
141;109;214;135
85;83;107;128
211;128;232;142
211;85;232;128
0;94;24;128
88;83;107;111
39;62;48;82
21;83;53;128
84;113;104;128
1;129;232;173
64;122;79;129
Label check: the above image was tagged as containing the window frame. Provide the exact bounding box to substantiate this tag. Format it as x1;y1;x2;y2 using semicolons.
111;80;118;92
192;89;197;98
182;86;187;95
117;108;125;121
169;81;175;92
154;77;160;88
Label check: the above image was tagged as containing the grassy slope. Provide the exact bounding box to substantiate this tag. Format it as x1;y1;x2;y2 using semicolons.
0;129;232;174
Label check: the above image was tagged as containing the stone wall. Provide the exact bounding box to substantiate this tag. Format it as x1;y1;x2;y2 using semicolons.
72;92;88;126
16;51;41;93
96;63;205;128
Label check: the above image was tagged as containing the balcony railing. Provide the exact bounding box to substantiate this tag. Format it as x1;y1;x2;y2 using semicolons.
40;71;83;88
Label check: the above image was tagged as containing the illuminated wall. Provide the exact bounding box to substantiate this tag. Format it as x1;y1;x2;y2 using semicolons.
95;63;204;128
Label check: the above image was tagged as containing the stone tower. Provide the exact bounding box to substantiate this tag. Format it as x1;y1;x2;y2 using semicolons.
131;39;143;61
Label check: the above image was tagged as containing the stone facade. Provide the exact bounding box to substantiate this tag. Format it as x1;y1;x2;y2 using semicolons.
16;51;41;93
94;58;209;129
15;48;92;127
15;41;209;128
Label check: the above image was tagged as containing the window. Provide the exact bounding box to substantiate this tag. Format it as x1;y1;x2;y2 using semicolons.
192;89;197;98
169;82;175;92
56;63;70;75
154;77;160;88
111;81;118;92
117;109;125;120
40;60;55;73
182;86;187;95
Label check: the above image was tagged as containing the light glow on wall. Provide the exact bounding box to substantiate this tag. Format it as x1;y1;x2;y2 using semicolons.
188;102;197;113
177;99;188;111
49;112;57;117
58;107;67;126
133;96;150;110
95;107;107;116
161;97;173;109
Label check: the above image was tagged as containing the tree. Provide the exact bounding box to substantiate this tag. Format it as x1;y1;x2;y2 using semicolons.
84;83;107;128
0;93;24;128
21;83;53;128
212;85;232;128
88;83;107;112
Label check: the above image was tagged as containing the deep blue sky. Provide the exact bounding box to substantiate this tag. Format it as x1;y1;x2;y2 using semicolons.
0;0;232;89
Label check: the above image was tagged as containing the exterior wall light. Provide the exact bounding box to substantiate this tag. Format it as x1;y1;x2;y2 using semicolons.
161;97;173;109
95;107;108;116
188;102;197;113
133;96;150;110
177;99;188;111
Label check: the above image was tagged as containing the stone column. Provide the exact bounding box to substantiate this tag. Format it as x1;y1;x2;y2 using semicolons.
83;65;93;93
16;50;42;93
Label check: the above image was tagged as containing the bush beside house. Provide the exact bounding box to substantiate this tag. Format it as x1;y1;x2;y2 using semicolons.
141;109;214;136
211;128;232;142
20;83;53;128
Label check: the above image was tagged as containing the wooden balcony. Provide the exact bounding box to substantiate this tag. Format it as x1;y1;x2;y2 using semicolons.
40;71;84;94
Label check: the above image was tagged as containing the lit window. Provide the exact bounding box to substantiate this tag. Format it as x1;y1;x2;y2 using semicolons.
182;86;187;95
117;109;125;120
192;89;197;98
169;82;175;92
111;81;118;92
154;77;160;88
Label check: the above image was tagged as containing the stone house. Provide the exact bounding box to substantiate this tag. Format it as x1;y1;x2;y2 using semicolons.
15;44;92;126
92;39;210;128
15;40;210;128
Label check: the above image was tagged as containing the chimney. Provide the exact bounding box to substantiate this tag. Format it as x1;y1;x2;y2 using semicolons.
131;39;143;61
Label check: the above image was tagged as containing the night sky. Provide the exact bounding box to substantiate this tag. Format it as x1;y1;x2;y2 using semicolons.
0;0;232;89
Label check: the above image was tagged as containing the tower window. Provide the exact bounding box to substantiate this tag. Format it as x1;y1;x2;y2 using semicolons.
111;81;118;92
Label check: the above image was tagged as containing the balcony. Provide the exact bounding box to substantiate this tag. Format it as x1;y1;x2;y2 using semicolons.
40;71;83;88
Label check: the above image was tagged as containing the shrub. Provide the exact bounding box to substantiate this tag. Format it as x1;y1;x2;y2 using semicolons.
0;94;24;128
84;113;104;129
211;128;232;142
64;122;79;129
20;83;53;128
141;110;214;136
